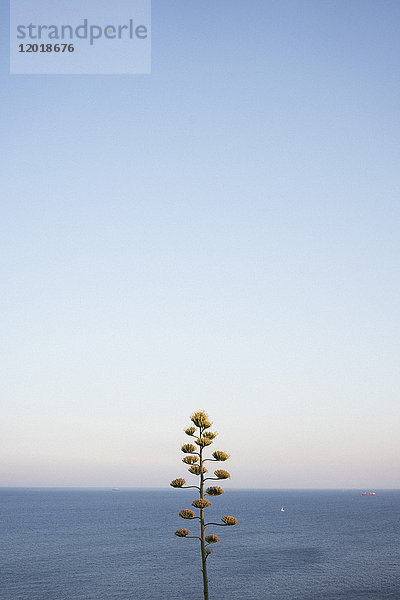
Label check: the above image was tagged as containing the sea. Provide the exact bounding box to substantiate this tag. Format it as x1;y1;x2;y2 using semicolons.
1;488;399;600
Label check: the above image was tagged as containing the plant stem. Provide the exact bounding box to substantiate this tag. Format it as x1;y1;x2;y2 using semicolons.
199;426;209;600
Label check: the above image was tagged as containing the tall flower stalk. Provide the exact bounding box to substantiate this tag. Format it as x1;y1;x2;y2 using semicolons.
170;410;238;600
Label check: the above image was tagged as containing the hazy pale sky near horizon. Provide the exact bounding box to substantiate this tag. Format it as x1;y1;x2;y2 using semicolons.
1;0;399;488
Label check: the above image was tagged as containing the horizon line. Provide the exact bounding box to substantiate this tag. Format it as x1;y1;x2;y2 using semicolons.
1;486;398;491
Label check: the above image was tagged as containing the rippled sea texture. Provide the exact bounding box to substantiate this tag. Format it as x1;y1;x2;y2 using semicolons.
1;489;399;599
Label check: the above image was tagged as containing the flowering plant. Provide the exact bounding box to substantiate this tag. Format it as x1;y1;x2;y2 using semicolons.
170;410;238;600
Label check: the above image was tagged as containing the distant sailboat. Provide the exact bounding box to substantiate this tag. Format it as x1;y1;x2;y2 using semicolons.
280;506;285;512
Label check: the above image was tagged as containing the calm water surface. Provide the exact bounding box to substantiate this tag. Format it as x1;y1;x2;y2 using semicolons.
1;489;399;599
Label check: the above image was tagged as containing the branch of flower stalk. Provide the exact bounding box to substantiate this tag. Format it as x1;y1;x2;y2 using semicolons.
204;523;229;527
186;536;202;541
181;486;200;490
204;477;223;481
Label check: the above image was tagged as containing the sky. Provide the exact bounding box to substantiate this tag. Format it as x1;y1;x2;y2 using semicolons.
1;0;399;488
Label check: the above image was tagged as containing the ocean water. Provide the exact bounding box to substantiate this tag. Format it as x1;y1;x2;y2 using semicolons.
1;488;399;600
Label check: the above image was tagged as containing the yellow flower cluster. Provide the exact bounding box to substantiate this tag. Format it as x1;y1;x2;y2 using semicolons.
205;534;220;544
170;478;186;488
206;486;224;496
214;469;230;479
179;509;196;520
212;450;229;462
203;431;217;440
221;515;238;526
181;444;196;454
182;455;199;465
192;498;212;509
175;528;191;537
195;437;213;447
190;410;212;429
188;465;207;475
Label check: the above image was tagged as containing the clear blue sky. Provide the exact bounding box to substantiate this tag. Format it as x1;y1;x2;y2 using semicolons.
1;0;399;488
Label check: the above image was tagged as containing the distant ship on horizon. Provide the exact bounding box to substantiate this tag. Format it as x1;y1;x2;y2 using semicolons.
361;491;376;496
